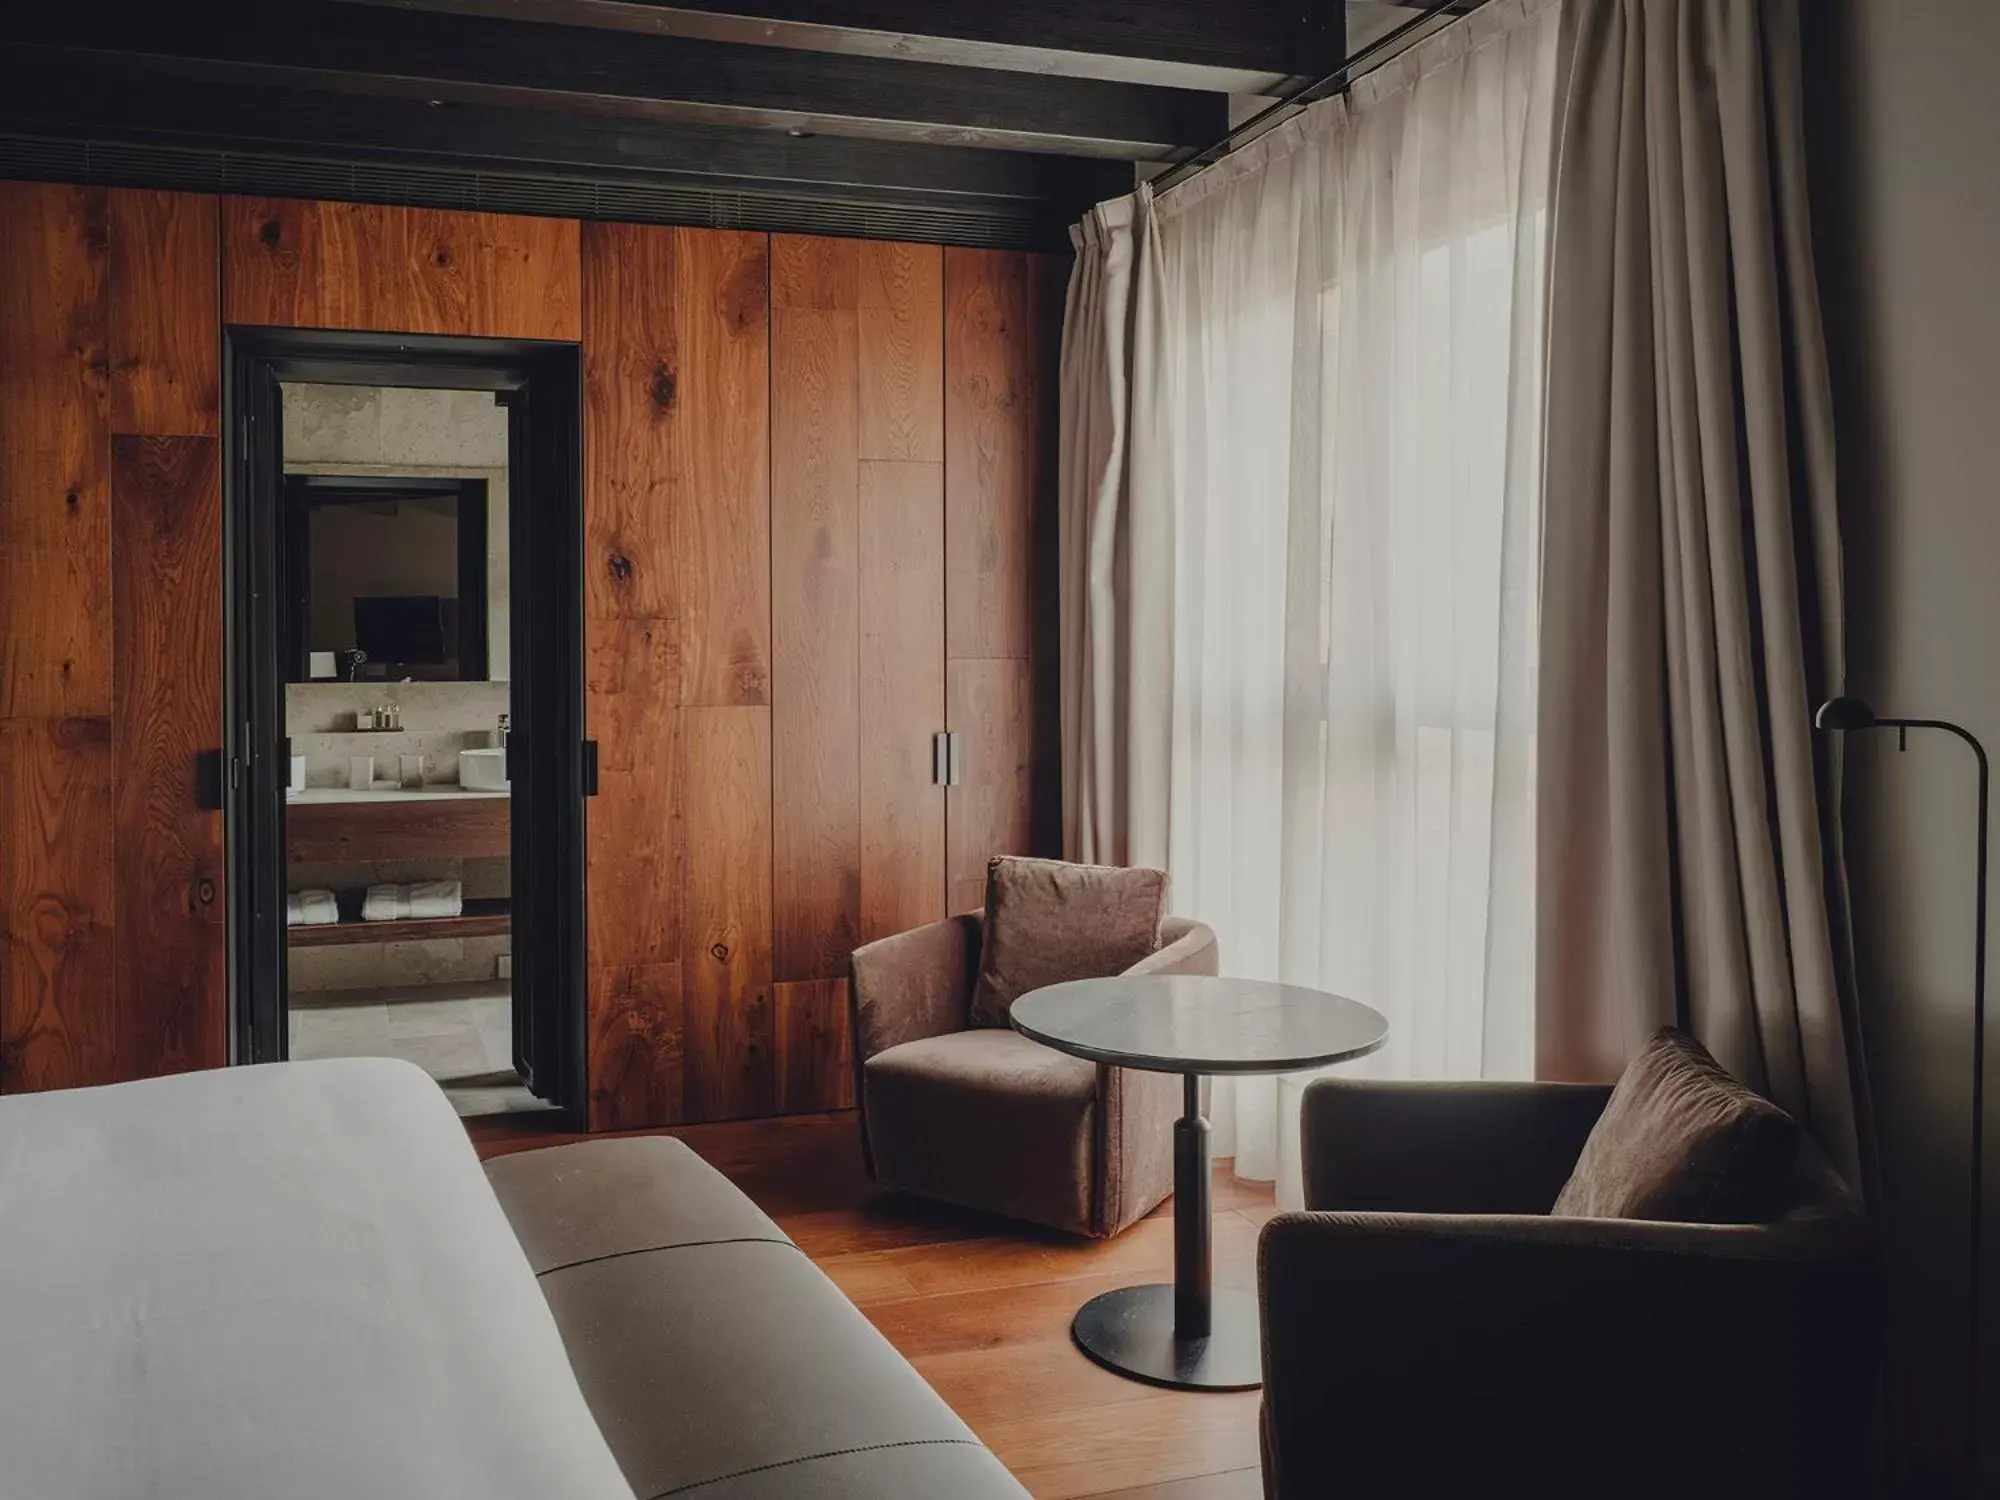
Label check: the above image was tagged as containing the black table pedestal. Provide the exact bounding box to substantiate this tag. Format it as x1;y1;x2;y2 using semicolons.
1070;1075;1263;1391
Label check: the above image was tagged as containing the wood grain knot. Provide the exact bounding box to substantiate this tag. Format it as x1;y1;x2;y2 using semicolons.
607;553;633;583
433;246;453;269
258;218;284;248
63;490;79;512
709;943;730;962
194;878;217;907
648;363;677;410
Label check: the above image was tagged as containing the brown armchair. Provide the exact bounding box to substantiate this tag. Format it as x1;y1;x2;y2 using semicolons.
848;914;1218;1238
1259;1078;1882;1498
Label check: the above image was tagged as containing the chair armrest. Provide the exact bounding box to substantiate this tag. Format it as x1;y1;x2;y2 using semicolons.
1300;1077;1612;1214
849;915;980;1063
1121;916;1219;978
1259;1211;1879;1496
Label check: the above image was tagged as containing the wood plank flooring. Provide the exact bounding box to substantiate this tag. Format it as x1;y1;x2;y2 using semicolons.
468;1109;1272;1499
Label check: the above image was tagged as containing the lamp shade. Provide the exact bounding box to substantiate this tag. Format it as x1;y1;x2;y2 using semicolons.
1815;697;1879;732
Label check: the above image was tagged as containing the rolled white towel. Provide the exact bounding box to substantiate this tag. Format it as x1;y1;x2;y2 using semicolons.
286;889;340;927
407;879;462;919
362;880;462;922
361;884;405;922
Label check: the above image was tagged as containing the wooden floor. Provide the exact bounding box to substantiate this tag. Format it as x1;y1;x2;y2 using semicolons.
470;1109;1274;1500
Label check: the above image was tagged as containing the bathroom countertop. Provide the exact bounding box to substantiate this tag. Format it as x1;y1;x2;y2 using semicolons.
286;786;510;805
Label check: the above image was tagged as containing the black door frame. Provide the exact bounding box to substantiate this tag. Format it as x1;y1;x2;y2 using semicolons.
223;327;588;1122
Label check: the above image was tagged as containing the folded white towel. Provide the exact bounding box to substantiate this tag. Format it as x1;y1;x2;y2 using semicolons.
362;880;463;922
286;889;340;927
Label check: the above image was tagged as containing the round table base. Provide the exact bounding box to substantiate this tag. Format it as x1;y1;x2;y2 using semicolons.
1071;1284;1262;1391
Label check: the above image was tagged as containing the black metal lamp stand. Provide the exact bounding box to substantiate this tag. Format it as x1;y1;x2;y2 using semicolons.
1815;696;1988;1484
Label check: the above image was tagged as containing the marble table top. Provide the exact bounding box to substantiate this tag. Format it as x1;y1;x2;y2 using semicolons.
1010;974;1388;1075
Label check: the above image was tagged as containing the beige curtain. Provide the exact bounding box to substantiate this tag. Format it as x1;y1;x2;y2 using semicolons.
1537;0;1865;1183
1058;191;1174;868
1063;0;1562;1201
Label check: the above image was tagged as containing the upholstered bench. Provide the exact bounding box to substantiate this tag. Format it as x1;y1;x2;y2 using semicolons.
486;1136;1027;1499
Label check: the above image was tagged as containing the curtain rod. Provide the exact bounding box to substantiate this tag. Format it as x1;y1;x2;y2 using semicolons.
1147;0;1490;198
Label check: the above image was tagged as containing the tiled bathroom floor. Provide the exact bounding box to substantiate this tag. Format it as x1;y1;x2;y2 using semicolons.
288;980;558;1118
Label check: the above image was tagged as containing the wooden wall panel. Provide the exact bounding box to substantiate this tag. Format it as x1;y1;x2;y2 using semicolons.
582;223;771;1127
111;436;224;1080
859;241;943;464
855;240;947;943
944;248;1057;662
772;235;861;982
585;617;682;976
583;222;687;1130
1;717;116;1090
109;191;219;438
587;961;684;1132
942;247;1061;913
775;978;854;1113
0;183;112;723
683;705;776;1121
583;221;678;621
675;230;772;708
222;197;581;342
584;622;682;1128
3;183;223;1093
860;460;946;941
946;658;1036;915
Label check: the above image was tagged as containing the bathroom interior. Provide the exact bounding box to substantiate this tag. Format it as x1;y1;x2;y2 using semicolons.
280;381;550;1118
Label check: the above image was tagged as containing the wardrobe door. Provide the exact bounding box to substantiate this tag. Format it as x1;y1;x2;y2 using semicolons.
770;235;944;1114
943;248;1063;914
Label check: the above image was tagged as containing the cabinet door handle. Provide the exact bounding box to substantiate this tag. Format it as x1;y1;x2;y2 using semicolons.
934;731;964;787
934;731;962;788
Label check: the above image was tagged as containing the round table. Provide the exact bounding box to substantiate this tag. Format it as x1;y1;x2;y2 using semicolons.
1010;975;1388;1392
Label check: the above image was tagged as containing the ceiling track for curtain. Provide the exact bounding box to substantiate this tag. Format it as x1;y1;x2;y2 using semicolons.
1148;0;1491;198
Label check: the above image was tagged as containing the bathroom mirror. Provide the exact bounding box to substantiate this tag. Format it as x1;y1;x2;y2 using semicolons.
282;474;498;682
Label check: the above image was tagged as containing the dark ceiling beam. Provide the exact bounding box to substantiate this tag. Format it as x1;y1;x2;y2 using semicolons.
332;0;1341;94
1347;1;1484;50
0;4;1224;159
0;49;1131;212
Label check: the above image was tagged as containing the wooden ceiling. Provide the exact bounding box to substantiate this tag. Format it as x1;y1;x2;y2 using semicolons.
0;2;1469;247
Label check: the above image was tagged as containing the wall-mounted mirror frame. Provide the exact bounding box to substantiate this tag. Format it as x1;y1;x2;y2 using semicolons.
282;473;491;683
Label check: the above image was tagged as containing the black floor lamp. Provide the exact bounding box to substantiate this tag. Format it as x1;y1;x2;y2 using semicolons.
1815;695;1988;1483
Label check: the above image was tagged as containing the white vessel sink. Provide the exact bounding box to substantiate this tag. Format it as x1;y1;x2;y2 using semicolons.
458;747;510;791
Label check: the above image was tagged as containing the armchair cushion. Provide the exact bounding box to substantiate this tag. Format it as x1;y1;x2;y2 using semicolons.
863;1029;1098;1234
967;857;1168;1027
1552;1028;1801;1224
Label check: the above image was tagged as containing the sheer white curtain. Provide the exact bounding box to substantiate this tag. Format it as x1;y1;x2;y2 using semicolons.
1131;0;1563;1204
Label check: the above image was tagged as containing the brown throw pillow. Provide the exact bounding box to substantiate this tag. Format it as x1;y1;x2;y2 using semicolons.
1551;1028;1802;1224
967;857;1169;1028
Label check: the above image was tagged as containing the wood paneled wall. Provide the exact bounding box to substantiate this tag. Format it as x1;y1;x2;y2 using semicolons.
223;198;581;341
0;183;224;1091
1;185;1060;1125
584;234;1057;1130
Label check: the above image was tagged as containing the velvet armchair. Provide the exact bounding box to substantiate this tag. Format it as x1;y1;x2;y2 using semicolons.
1257;1077;1882;1497
848;914;1218;1238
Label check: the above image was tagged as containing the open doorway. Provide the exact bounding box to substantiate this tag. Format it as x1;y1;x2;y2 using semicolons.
225;331;587;1124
